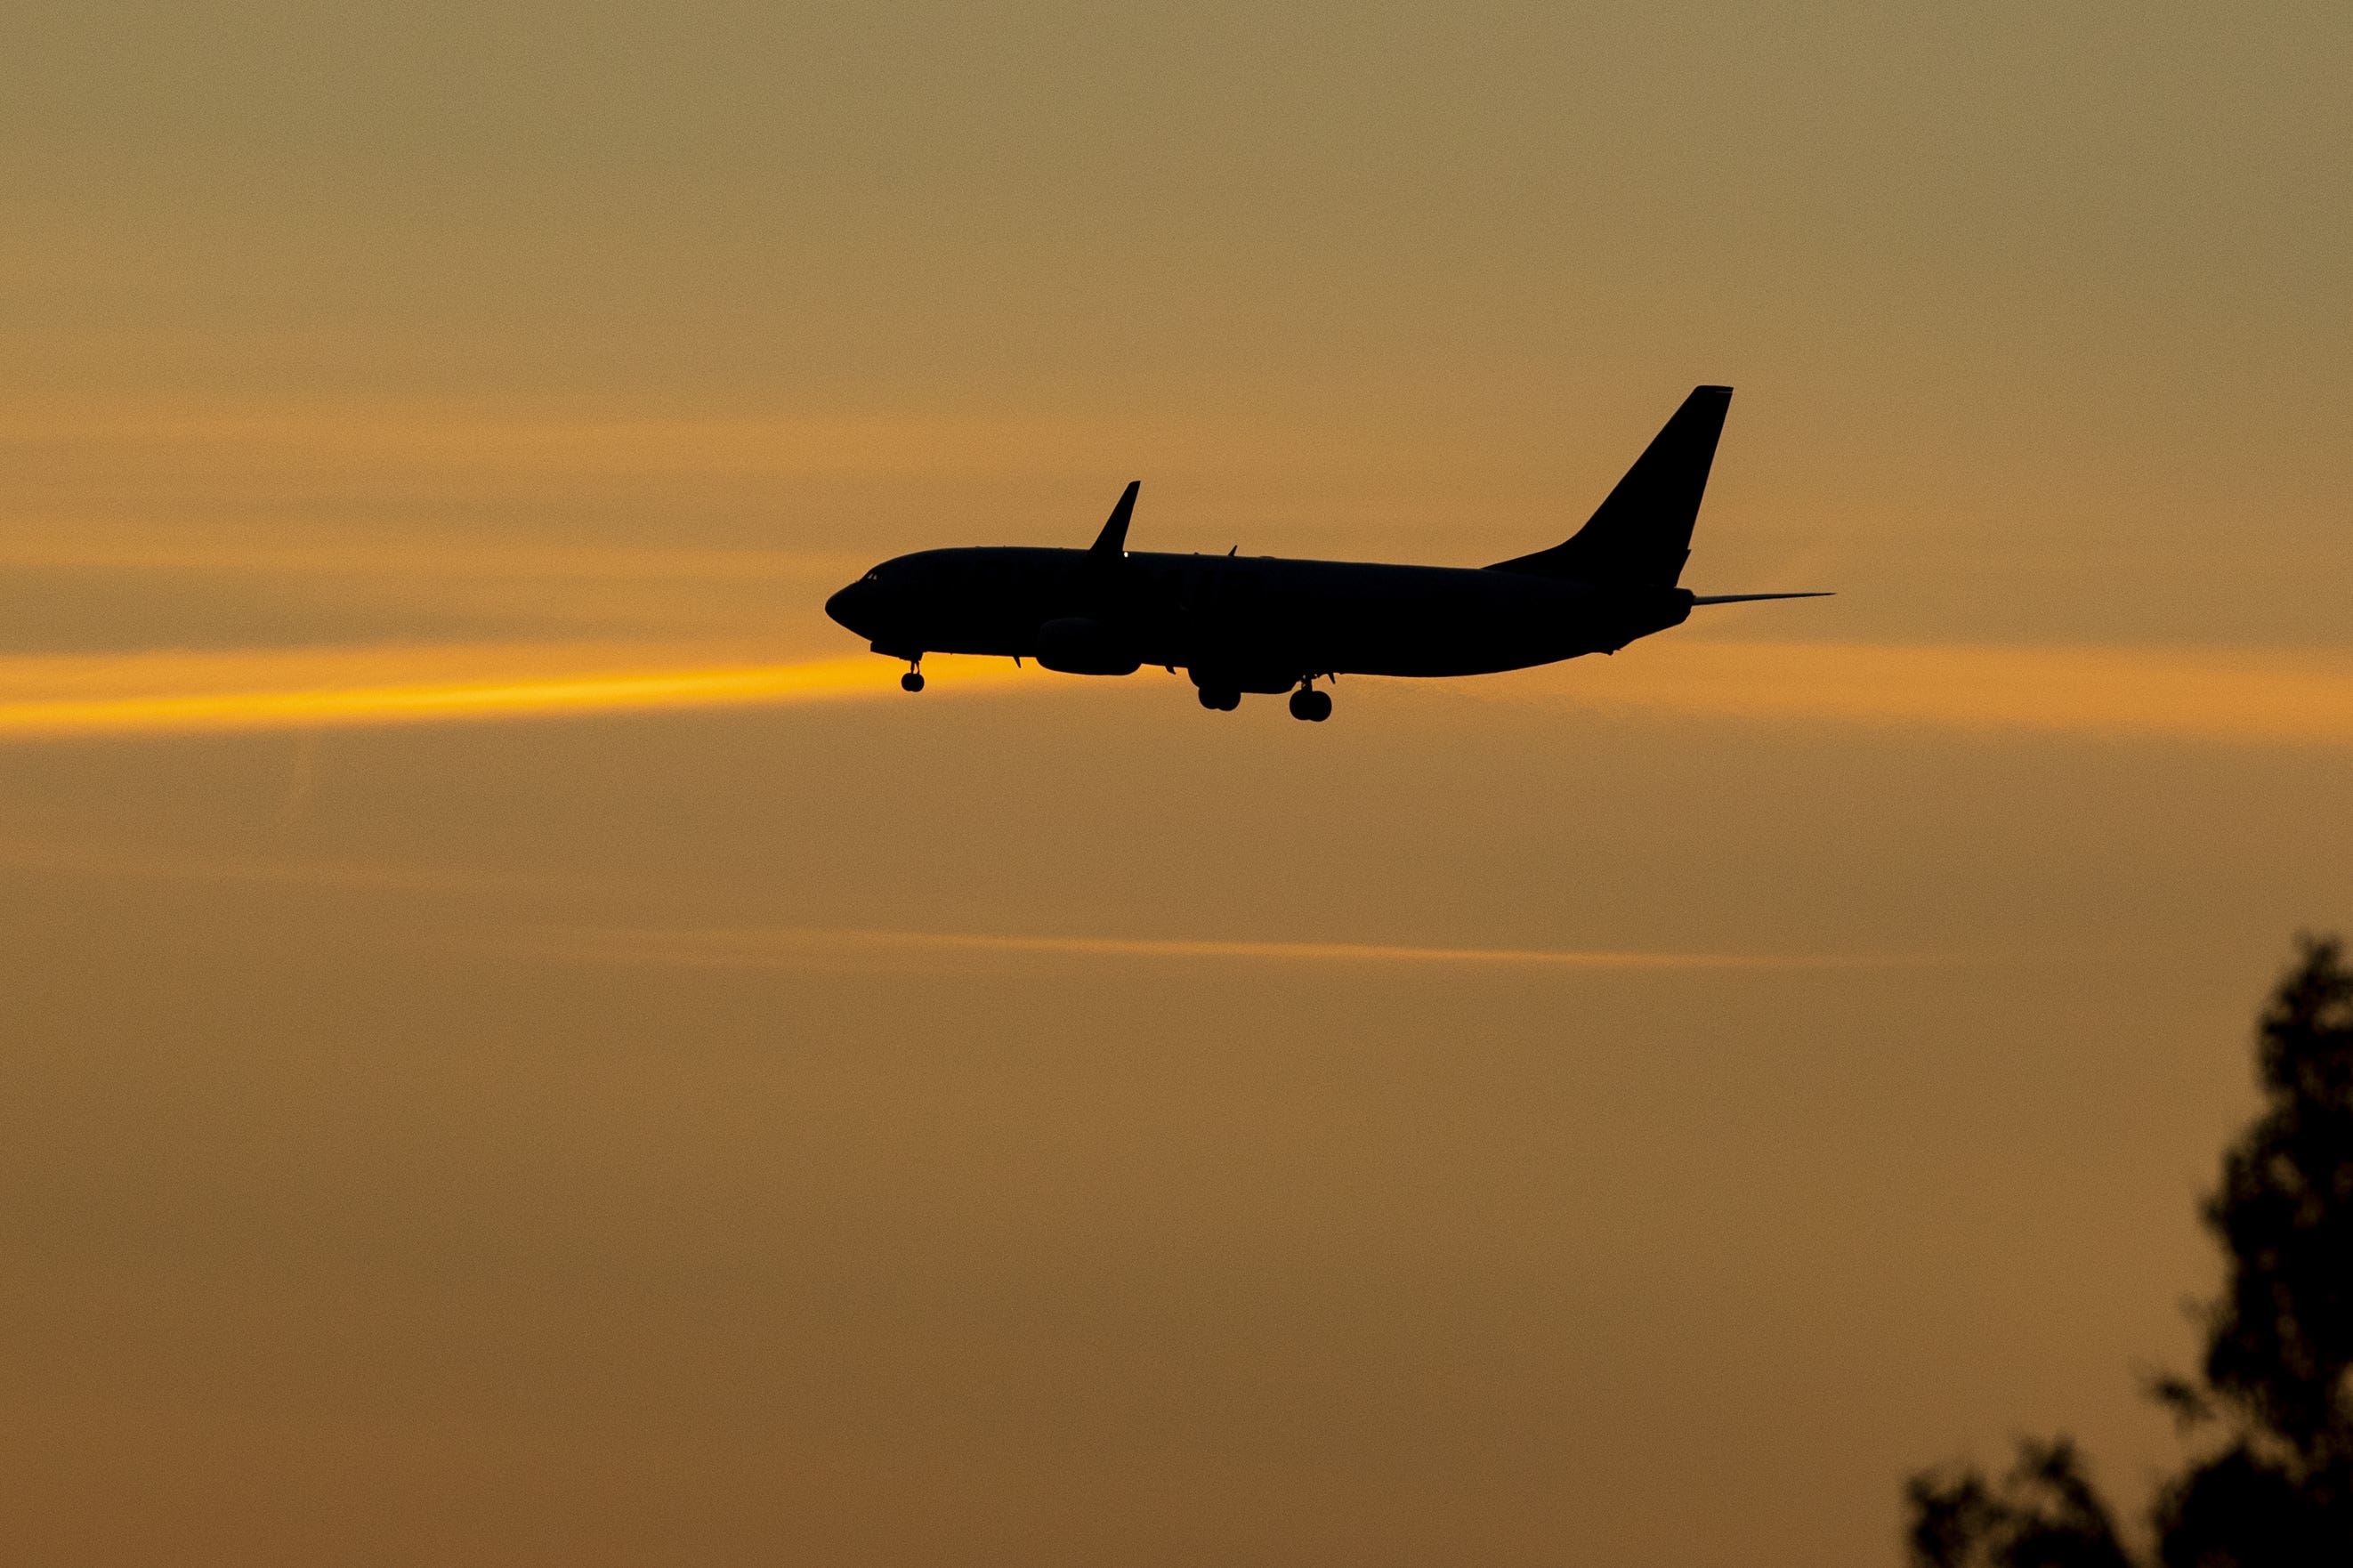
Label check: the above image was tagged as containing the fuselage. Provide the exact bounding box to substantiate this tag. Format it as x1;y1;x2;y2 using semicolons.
823;546;1694;693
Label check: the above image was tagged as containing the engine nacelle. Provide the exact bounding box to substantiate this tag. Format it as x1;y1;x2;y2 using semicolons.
1034;618;1140;676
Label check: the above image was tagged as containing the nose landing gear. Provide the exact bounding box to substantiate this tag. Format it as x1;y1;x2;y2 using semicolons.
901;657;925;693
1288;681;1332;723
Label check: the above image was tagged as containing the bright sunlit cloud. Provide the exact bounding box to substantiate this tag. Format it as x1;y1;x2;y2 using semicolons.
0;643;1025;739
2;637;2352;746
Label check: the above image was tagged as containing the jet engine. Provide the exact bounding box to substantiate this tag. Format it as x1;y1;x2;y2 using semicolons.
1034;618;1141;676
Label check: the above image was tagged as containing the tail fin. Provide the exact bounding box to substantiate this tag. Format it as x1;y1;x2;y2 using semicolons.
1487;385;1732;586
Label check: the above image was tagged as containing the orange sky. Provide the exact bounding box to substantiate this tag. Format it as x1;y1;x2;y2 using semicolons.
2;3;2349;1564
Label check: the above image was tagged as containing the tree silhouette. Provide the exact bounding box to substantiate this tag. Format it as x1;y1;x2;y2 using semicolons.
1907;936;2353;1568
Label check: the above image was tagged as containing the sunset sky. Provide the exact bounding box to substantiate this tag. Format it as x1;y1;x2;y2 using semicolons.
4;3;2349;1563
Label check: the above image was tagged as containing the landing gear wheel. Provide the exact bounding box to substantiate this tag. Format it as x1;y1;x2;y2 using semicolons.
1198;685;1241;712
1288;686;1331;722
901;671;925;693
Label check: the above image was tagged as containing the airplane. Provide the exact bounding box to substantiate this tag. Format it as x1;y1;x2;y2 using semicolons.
823;385;1827;721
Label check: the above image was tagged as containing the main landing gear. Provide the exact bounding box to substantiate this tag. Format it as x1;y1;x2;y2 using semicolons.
901;657;924;693
1190;673;1330;719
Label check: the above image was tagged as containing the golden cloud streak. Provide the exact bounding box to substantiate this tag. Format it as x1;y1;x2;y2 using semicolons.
521;925;1930;973
0;637;2348;745
0;644;1024;739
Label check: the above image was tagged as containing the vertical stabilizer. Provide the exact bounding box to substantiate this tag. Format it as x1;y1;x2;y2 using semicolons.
1487;385;1731;586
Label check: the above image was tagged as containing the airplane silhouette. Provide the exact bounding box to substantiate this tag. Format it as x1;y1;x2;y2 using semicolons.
824;385;1827;721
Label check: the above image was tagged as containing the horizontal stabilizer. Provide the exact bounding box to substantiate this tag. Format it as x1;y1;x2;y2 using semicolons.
1689;592;1834;605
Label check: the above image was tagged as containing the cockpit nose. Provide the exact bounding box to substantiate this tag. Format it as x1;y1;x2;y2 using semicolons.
825;578;874;633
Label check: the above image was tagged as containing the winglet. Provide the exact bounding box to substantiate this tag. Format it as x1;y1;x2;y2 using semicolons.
1091;481;1140;558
